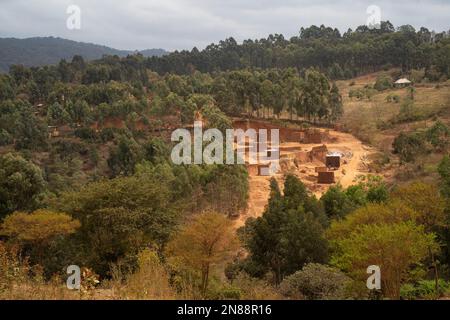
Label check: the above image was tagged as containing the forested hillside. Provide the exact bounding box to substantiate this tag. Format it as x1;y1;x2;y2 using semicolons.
1;22;450;300
0;37;167;72
147;22;450;80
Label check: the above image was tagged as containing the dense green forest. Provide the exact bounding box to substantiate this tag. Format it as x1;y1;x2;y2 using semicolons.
147;22;450;80
1;22;450;300
0;37;168;73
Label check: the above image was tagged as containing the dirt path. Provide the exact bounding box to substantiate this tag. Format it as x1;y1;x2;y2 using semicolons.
234;129;374;229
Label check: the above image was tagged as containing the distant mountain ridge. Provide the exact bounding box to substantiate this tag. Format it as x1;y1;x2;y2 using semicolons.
0;36;168;72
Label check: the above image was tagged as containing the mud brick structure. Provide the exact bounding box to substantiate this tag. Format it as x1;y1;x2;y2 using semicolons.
233;119;305;144
310;145;328;162
295;151;310;163
304;129;322;143
47;126;60;138
326;155;341;169
279;128;305;142
315;166;328;173
318;171;335;184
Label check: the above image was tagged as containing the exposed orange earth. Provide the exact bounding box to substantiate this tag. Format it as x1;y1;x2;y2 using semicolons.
234;122;375;229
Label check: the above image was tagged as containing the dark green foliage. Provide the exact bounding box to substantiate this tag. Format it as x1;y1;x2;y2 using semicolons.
47;102;70;125
2;101;48;151
426;121;449;150
438;155;450;198
242;175;328;284
321;177;388;220
143;138;170;164
0;153;46;218
438;155;450;269
393;122;449;163
0;128;13;146
53;169;179;276
374;74;393;91
107;137;142;177
145;23;450;81
199;164;249;217
329;83;343;122
74;127;97;141
321;185;357;219
393;132;425;163
394;99;421;123
15;117;47;150
0;37;167;73
0;75;15;101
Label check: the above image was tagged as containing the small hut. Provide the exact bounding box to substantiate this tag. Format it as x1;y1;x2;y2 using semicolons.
394;78;412;87
318;171;335;184
47;126;60;138
326;152;341;170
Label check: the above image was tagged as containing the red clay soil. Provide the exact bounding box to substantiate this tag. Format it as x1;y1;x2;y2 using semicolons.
233;121;375;229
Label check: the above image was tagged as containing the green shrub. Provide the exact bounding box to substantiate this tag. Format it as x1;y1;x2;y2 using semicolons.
280;263;353;300
374;75;393;91
425;121;449;150
400;280;449;300
99;127;116;142
409;69;425;84
74;127;97;141
392;131;426;163
0;129;13;146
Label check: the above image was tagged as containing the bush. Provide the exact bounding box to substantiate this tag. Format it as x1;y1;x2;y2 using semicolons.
400;280;449;300
0;129;13;146
392;132;426;162
386;94;400;103
74;127;97;141
280;263;353;300
409;69;425;84
374;75;393;91
99;127;116;142
0;153;46;218
222;273;280;300
349;88;375;100
425;121;449;151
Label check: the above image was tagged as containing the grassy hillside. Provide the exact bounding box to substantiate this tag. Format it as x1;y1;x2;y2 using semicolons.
337;70;450;185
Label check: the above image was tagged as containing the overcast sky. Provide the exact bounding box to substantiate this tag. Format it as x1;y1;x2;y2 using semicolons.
0;0;449;51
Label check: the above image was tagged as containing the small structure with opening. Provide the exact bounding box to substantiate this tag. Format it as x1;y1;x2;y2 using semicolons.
326;152;341;170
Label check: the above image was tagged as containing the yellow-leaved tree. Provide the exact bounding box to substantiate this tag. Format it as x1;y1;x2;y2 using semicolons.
165;212;239;297
0;209;80;262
